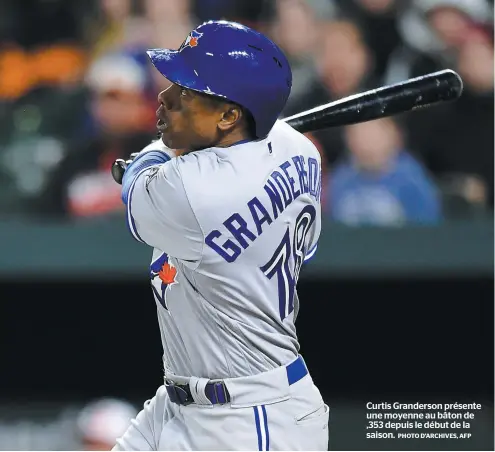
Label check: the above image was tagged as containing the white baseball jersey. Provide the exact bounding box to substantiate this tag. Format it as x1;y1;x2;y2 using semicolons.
127;120;322;380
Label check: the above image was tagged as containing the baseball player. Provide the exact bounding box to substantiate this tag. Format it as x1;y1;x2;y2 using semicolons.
113;20;328;451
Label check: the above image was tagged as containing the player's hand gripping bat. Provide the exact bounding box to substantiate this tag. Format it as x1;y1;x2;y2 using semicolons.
112;69;463;184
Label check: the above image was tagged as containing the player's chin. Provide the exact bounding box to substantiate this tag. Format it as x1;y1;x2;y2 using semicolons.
161;131;194;152
160;131;180;150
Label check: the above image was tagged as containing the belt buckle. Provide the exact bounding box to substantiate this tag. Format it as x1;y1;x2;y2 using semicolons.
165;380;193;406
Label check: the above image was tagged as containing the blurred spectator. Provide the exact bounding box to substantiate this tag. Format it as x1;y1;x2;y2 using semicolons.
385;0;493;83
271;0;337;110
437;173;489;218
0;44;87;101
142;0;197;92
391;0;495;208
144;0;195;48
284;18;377;168
0;0;90;101
76;398;137;450
0;0;94;215
87;0;151;60
33;52;156;219
328;118;441;226
315;20;375;100
334;0;401;78
0;85;89;217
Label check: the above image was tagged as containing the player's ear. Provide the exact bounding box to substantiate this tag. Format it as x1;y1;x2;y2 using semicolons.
218;105;242;132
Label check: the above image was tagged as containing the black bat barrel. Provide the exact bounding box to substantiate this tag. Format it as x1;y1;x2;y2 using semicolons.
283;69;463;134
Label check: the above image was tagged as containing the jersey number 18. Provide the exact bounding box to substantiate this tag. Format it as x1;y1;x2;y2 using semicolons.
260;205;316;321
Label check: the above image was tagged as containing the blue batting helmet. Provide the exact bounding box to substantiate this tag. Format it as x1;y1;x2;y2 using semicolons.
146;20;292;138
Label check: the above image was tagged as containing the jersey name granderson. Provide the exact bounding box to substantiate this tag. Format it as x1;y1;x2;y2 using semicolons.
205;155;322;263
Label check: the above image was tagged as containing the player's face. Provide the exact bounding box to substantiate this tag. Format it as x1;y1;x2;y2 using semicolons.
156;83;224;151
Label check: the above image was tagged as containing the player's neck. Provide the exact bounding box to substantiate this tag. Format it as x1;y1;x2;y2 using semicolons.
216;129;252;148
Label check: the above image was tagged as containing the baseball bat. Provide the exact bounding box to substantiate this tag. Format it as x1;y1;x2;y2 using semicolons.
111;69;463;184
282;69;463;133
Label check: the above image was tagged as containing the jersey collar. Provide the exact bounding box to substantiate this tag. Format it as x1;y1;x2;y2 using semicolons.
228;138;254;148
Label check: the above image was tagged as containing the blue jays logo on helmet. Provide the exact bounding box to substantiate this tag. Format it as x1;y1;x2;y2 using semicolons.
150;252;177;310
179;30;203;52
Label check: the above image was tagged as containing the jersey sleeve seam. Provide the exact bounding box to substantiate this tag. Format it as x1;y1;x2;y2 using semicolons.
176;158;205;270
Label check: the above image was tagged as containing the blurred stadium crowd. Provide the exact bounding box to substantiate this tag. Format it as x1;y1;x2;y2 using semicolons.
0;0;493;226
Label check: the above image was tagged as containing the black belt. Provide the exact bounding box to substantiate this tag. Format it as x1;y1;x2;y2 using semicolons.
165;356;307;406
165;379;230;406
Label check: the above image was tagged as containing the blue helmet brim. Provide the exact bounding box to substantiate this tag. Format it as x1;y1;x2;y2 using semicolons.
146;49;225;98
